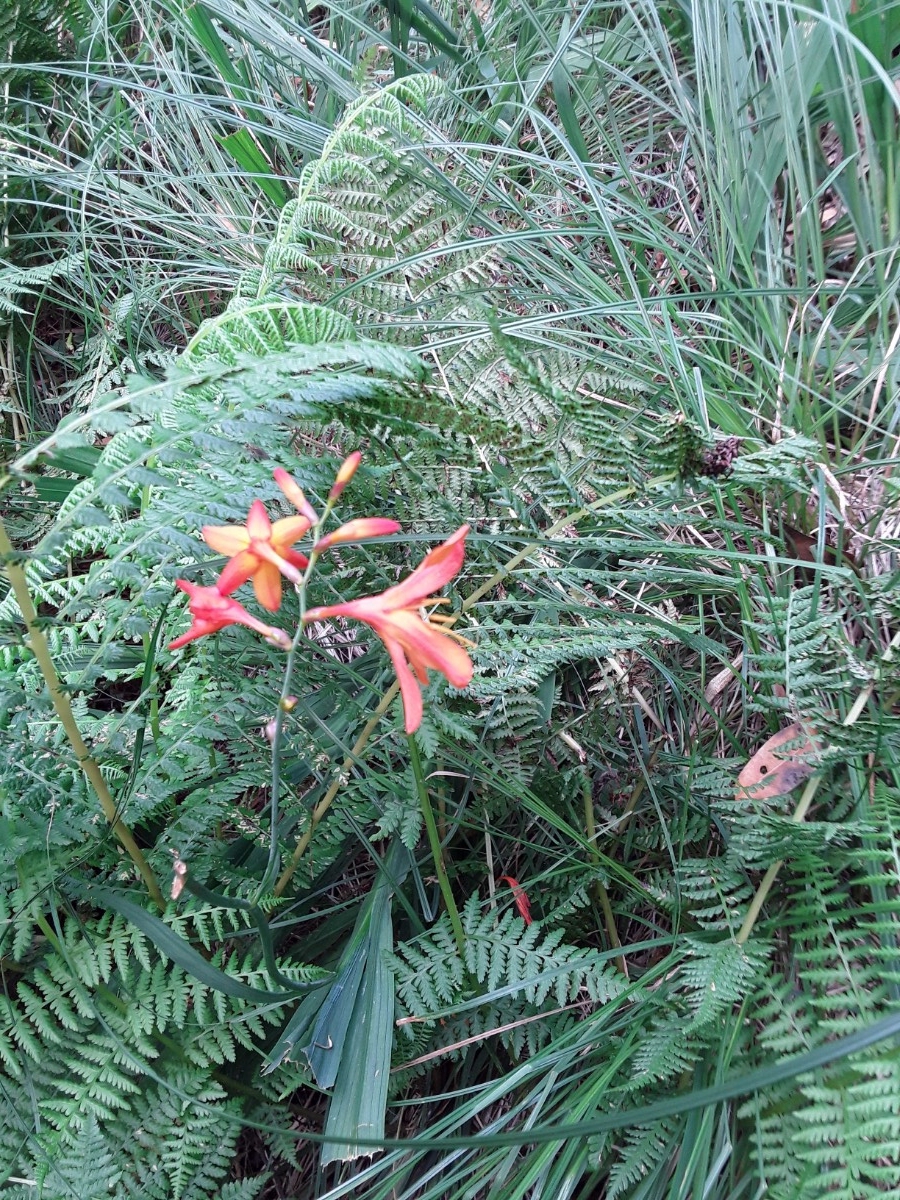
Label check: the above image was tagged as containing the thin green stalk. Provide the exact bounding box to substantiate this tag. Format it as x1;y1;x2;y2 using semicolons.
139;465;161;744
735;773;820;946
254;585;312;902
409;734;465;956
140;631;161;745
0;515;164;908
275;476;673;898
258;527;332;901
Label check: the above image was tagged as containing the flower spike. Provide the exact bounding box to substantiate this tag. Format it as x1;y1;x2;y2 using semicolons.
304;526;473;733
168;580;291;651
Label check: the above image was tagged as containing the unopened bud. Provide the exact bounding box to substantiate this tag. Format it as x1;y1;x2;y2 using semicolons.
265;627;292;650
264;717;278;742
314;517;401;552
273;468;318;524
280;695;299;712
328;451;362;502
171;857;188;902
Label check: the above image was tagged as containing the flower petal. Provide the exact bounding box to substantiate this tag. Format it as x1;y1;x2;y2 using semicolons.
168;625;210;651
253;561;283;611
379;526;469;610
386;609;474;688
170;578;289;648
217;549;259;596
384;637;424;733
304;598;365;625
202;524;251;555
274;468;318;524
328;450;362;501
314;518;401;552
253;540;303;584
245;498;272;541
270;514;313;551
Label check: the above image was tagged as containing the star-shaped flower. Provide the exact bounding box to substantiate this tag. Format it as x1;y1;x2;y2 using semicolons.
202;498;311;612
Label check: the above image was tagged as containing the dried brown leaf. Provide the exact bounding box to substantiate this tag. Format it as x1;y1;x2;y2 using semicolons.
736;722;822;800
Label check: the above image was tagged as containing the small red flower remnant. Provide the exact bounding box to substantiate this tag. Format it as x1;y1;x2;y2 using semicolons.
304;525;474;734
168;580;291;651
202;498;312;612
499;875;533;926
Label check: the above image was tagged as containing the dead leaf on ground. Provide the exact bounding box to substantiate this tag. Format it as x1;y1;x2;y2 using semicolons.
736;722;823;800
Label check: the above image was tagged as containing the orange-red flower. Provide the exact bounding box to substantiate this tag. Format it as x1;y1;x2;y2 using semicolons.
168;580;291;651
304;526;473;733
202;499;311;612
314;517;401;553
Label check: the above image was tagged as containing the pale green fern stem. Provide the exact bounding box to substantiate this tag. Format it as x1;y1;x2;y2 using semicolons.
0;514;165;908
735;773;821;947
409;733;465;956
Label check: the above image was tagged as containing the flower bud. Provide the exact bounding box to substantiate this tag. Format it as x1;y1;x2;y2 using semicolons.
280;695;298;712
264;627;292;650
273;468;318;525
171;857;188;902
314;517;401;552
328;451;362;502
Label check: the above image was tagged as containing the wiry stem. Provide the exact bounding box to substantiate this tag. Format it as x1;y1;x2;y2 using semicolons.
273;684;398;896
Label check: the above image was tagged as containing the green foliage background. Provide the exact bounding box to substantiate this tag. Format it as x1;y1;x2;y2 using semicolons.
2;1;900;1197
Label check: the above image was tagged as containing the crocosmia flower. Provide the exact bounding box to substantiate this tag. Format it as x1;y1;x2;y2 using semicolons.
304;526;474;733
168;580;291;651
202;499;311;612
